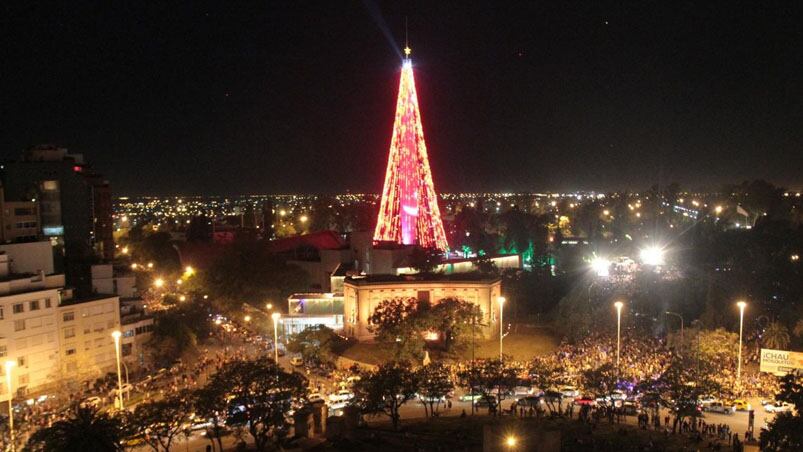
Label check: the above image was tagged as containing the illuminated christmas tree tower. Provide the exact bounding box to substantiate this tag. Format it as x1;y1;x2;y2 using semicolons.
373;46;449;251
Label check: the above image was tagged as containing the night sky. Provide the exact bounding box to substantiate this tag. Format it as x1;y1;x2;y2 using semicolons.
2;1;801;195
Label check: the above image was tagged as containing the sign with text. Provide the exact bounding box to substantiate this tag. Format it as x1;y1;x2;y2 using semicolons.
760;348;803;376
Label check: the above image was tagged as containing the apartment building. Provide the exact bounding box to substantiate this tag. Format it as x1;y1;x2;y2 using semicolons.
0;250;120;403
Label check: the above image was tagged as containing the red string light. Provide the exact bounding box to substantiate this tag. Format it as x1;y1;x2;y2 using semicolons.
373;60;449;251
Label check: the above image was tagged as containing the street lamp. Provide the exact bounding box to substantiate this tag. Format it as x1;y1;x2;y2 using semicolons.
244;315;251;323
497;296;506;360
266;302;273;310
271;312;281;364
640;246;665;266
736;301;747;386
111;330;124;411
5;360;16;452
591;256;611;277
614;301;624;369
505;435;518;448
665;311;684;355
153;277;164;288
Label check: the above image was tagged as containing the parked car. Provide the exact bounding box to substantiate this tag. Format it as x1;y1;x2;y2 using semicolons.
705;401;734;414
328;390;354;403
307;393;325;404
732;399;751;411
290;356;304;367
108;383;133;398
473;396;497;408
81;396;102;408
560;386;579;398
459;393;482;402
764;401;793;413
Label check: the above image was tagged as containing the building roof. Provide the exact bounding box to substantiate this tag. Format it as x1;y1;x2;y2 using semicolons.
266;231;345;254
344;272;502;286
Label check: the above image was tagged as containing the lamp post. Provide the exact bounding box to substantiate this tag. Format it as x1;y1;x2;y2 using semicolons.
736;301;747;386
614;301;624;369
111;330;124;411
665;311;684;355
497;296;506;360
5;360;16;452
271;312;281;364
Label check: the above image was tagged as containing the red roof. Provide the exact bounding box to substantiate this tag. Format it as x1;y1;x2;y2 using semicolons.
266;231;345;253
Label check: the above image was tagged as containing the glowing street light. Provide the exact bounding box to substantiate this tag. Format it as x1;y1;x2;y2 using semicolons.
111;331;124;411
244;315;251;323
153;278;164;288
178;295;186;302
591;256;611;277
614;301;624;369
505;435;518;448
640;246;665;266
736;301;747;386
715;205;723;215
131;263;138;270
266;302;273;310
299;215;308;223
184;265;194;276
5;360;16;452
272;312;281;363
497;296;506;360
147;262;154;269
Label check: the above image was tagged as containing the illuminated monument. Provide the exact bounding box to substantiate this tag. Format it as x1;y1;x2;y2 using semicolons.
373;46;449;251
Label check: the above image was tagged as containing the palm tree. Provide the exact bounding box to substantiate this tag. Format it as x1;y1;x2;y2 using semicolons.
26;406;123;452
764;322;791;350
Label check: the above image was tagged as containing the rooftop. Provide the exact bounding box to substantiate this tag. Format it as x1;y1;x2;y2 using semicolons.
344;272;501;286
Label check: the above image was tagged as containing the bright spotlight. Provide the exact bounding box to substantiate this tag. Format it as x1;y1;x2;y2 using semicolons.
591;256;611;277
505;435;518;447
640;246;665;266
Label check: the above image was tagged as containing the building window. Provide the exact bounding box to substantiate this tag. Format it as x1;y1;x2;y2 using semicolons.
65;348;76;356
0;306;3;319
30;300;40;311
0;346;6;357
63;312;75;322
14;319;25;332
45;299;52;308
64;327;75;339
12;303;24;314
17;356;26;368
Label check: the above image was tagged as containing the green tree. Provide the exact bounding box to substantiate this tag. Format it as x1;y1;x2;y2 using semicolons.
132;231;181;273
286;324;344;367
764;322;791;350
408;247;443;274
192;385;227;452
204;358;307;451
127;391;193;452
457;359;519;416
352;361;419;430
656;355;721;432
202;237;308;309
760;374;803;451
415;362;453;418
368;297;426;359
427;298;482;354
25;406;123;452
580;362;618;397
147;301;212;367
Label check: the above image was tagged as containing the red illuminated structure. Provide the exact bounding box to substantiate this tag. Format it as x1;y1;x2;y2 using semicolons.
373;48;449;251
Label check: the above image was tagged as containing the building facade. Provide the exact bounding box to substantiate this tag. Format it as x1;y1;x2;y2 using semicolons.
342;275;503;341
1;145;114;296
0;251;120;403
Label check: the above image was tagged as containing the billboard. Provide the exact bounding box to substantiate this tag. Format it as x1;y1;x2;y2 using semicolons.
760;348;803;376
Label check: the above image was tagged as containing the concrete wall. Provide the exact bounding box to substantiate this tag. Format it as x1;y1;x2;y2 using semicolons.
0;241;54;275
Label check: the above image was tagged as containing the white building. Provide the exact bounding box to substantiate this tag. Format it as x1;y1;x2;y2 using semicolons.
0;252;121;403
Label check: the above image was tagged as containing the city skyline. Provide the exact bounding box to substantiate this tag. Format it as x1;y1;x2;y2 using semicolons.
2;1;801;195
